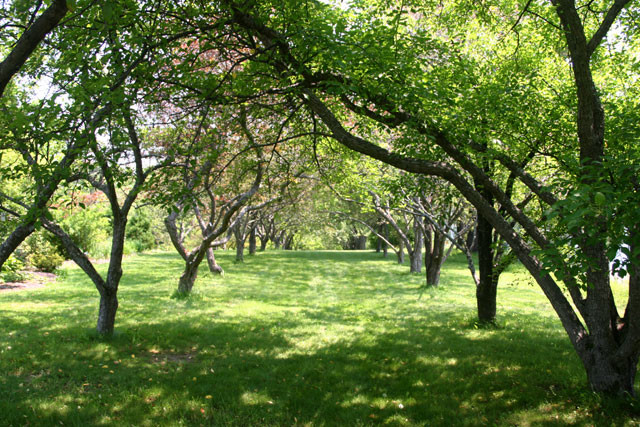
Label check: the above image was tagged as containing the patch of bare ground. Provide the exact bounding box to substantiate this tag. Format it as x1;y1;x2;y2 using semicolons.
0;272;56;292
148;348;197;364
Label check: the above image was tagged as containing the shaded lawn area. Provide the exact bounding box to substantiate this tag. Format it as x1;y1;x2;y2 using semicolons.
0;250;638;426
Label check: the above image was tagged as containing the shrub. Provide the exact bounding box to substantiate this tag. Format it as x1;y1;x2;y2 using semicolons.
0;254;27;282
29;251;65;273
23;231;65;272
126;209;157;252
58;205;111;256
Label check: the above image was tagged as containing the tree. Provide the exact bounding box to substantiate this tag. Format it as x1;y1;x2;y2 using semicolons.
42;101;168;334
159;106;268;293
398;176;476;288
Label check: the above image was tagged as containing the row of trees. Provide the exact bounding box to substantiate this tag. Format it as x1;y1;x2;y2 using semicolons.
0;0;638;396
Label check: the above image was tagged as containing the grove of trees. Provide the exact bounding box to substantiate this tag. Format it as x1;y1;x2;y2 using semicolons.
1;0;639;396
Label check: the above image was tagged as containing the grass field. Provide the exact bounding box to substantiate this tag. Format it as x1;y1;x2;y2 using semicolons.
1;250;638;426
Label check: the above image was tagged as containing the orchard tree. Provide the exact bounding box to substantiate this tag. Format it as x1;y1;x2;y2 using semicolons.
397;176;476;288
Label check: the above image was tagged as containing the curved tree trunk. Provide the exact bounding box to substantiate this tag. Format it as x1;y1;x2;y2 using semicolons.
231;3;640;395
178;261;199;294
206;248;223;275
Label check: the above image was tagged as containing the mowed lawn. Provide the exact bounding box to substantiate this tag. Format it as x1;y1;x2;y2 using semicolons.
0;250;637;426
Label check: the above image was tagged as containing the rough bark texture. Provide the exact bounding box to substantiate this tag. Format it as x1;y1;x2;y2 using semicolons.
178;261;199;294
97;291;118;335
249;226;257;255
424;229;447;287
476;212;497;323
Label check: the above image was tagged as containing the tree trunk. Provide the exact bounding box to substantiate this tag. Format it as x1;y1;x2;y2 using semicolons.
236;238;245;262
249;226;257;255
466;226;477;252
284;233;295;250
397;240;404;264
410;216;423;273
96;289;118;335
178;260;199;294
206;247;223;275
476;212;497;323
259;235;269;251
382;223;388;258
580;337;638;395
477;273;499;324
425;232;446;287
0;223;36;270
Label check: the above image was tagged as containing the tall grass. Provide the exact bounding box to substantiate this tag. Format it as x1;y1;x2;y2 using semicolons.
0;250;637;426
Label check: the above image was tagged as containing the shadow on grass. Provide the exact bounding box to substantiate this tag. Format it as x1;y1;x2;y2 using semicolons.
1;250;637;425
1;309;633;426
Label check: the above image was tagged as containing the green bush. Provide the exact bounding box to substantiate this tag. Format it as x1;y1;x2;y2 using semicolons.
126;209;157;252
29;251;65;273
123;240;137;256
58;205;111;256
0;254;27;282
23;230;65;272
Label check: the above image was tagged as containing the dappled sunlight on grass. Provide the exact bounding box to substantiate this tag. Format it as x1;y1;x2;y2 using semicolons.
1;250;639;425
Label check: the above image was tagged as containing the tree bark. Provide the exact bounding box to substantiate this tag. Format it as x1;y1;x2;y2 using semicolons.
0;223;36;269
259;235;269;251
206;247;223;275
178;260;199;294
410;215;423;273
476;212;497;323
425;230;447;287
284;232;295;250
97;290;118;335
249;226;257;255
382;223;389;258
236;237;245;262
397;240;404;264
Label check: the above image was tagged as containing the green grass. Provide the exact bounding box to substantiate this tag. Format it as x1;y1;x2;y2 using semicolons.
1;250;638;426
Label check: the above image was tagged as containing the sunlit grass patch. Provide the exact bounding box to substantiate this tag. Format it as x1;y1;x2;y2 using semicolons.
1;250;638;425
